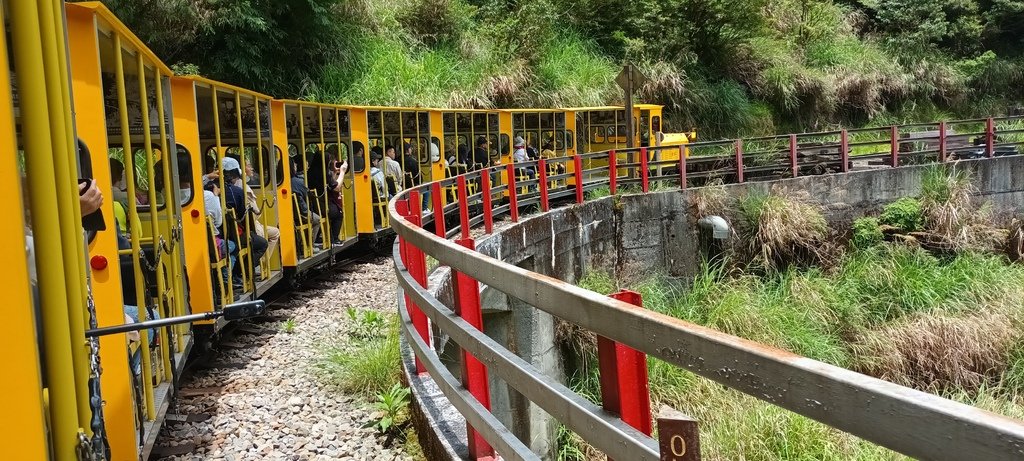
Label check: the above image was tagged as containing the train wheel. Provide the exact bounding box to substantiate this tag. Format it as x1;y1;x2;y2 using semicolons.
371;234;396;256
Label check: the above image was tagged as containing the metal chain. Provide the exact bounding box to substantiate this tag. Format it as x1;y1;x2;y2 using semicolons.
79;285;110;461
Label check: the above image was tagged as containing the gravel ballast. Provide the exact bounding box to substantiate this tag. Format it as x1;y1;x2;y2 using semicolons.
154;256;416;461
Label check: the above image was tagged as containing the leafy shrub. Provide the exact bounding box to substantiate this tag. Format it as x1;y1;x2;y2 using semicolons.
370;384;411;435
852;217;884;249
880;197;924;232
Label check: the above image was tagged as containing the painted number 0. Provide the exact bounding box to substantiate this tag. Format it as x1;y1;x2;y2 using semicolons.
670;435;686;456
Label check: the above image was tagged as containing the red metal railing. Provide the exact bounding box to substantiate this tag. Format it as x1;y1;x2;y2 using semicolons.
391;115;1024;461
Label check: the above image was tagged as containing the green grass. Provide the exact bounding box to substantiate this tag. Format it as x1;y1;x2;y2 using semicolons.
316;317;402;396
567;242;1024;459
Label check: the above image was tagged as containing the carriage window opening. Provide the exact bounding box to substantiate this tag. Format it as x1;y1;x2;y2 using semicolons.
416;136;430;164
488;134;500;160
565;130;574;149
110;145;168;210
430;137;441;164
500;134;510;157
456;112;471;132
352;141;366;173
275;146;285;187
176;144;196;207
652;116;661;133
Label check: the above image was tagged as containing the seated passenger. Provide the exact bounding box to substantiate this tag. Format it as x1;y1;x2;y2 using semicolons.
402;142;421;188
370;151;388;200
221;157;268;277
242;160;279;265
202;155;220;186
291;155;322;248
307;151;344;246
326;153;346;245
473;136;489;170
384;145;404;191
513;136;536;178
542;141;564;174
204;181;234;289
109;158;129;205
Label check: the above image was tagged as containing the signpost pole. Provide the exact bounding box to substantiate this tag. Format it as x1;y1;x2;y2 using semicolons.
625;64;635;150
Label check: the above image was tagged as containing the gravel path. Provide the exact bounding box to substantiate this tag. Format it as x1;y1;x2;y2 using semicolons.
154;256;415;461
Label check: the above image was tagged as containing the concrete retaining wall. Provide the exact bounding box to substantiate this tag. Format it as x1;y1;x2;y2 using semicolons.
404;155;1024;460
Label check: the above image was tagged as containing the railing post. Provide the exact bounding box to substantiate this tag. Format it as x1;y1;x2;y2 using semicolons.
734;139;744;183
399;194;429;374
789;134;798;178
597;289;653;449
452;237;494;460
457;175;471;240
657;407;702;461
986;117;995;158
506;164;519;222
639;147;649;193
573;154;583;203
840;129;850;172
538;158;549;212
890;125;899;167
431;182;446;238
609;150;617;195
481;168;493;234
678;145;687;190
938;121;947;163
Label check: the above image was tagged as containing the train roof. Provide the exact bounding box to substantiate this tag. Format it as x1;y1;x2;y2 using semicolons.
68;2;173;76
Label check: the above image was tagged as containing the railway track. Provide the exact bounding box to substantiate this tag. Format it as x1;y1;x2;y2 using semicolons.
151;253;415;461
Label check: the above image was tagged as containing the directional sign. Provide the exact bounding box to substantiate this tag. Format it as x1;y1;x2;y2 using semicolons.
616;64;649;92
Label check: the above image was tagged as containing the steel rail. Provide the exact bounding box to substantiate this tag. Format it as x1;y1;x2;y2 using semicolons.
390;151;1024;460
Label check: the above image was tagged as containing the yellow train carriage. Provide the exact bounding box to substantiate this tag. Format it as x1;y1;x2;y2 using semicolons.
67;3;193;459
279;100;359;265
3;1;87;459
172;76;285;313
571;104;693;179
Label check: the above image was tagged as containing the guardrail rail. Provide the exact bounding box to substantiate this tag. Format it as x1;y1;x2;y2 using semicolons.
390;116;1024;460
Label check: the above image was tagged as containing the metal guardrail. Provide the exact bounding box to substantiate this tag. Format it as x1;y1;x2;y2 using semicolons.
389;117;1024;460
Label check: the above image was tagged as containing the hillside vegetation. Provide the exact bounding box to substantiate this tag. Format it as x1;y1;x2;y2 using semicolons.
104;0;1024;137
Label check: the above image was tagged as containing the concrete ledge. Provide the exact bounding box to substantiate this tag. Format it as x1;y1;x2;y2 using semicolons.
401;338;469;461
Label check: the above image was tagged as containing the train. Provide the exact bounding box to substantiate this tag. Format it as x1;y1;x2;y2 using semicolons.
4;2;695;460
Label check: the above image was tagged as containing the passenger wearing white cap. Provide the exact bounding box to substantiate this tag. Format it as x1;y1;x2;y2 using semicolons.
512;136;536;180
220;157;269;284
513;136;529;163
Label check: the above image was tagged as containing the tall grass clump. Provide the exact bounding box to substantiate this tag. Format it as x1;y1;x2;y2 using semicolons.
317;316;401;396
852;310;1023;391
737;191;833;270
530;32;618;108
568;236;1024;458
919;166;1001;252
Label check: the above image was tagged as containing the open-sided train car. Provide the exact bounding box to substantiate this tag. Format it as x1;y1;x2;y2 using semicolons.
5;3;693;460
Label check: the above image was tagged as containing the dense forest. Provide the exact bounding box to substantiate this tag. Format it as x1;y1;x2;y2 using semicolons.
103;0;1024;137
